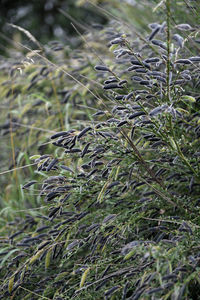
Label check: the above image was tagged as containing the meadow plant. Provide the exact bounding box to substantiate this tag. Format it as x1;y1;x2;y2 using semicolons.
0;1;200;299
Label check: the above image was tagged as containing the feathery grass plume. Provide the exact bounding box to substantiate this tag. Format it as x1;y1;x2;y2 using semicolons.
7;23;43;51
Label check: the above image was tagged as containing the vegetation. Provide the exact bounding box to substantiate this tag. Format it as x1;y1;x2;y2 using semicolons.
0;1;200;299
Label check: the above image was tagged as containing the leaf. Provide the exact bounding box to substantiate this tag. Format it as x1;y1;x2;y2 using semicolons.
0;249;19;267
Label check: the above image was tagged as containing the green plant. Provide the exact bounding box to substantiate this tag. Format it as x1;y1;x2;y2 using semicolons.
0;1;200;299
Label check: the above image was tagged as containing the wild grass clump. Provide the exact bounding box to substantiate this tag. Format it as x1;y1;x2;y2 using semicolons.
0;1;200;299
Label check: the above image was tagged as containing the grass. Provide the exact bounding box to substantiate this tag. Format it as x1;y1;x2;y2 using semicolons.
0;0;200;299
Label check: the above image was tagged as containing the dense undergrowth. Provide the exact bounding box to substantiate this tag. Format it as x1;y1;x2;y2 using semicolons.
0;1;200;299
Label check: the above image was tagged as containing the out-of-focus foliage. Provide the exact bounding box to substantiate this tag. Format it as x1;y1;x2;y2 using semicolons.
0;0;108;54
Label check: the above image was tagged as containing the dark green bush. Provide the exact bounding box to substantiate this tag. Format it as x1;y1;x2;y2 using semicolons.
0;1;200;299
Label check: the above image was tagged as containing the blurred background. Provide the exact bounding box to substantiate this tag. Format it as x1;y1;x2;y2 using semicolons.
0;0;110;55
0;0;161;56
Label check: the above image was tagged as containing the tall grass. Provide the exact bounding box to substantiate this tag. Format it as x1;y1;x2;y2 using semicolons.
0;1;200;299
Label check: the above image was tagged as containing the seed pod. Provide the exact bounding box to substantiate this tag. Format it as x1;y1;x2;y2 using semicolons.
107;181;120;190
132;76;143;81
117;120;128;127
36;226;50;233
105;286;120;296
65;148;81;153
81;164;91;170
50;131;69;139
152;39;167;50
118;79;128;86
116;106;127;110
81;143;91;158
94;161;104;167
144;57;160;63
95;280;108;291
131;59;142;66
129;111;146;119
87;169;98;178
175;59;192;64
110;37;124;44
48;207;60;218
149;25;160;41
162;274;177;281
130;126;135;140
135;95;141;101
127;65;141;71
9;231;23;240
173;34;184;48
102;214;116;223
153;76;166;84
93;110;105;116
60;193;72;203
139;80;150;86
22;181;37;189
122;282;129;300
102;168;109;178
52;45;63;51
116;50;129;58
100;265;111;278
45;191;59;202
148;71;166;78
149;105;168;116
68;135;77;149
115;95;124;100
46;158;58;172
103;83;122;89
147;287;163;295
175;23;193;31
60;165;74;173
148;23;159;29
104;79;118;84
135;68;147;73
146;94;154;99
12;252;27;262
94;65;110;72
152;141;166;148
86;223;100;233
77;127;92;139
125;92;134;100
188;56;200;62
173;79;185;84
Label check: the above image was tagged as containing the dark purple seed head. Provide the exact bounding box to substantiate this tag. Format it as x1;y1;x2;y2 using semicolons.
95;65;110;72
104;83;122;89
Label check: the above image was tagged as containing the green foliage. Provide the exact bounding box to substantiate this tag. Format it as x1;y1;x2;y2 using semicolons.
0;1;200;299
